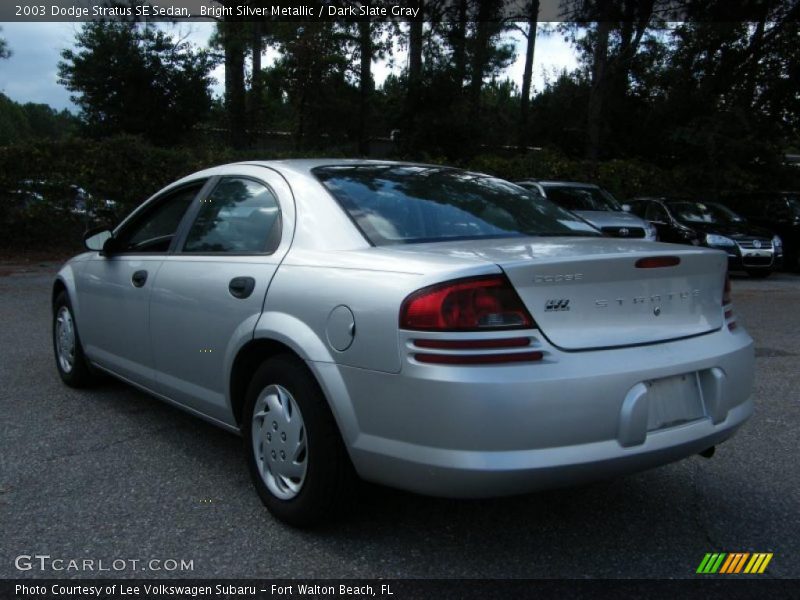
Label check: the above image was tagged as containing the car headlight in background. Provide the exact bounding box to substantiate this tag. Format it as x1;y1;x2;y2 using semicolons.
644;223;658;241
705;233;736;247
772;235;783;249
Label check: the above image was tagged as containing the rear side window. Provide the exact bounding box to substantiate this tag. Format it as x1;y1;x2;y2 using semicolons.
314;165;597;246
182;178;281;254
773;195;800;218
645;202;669;222
628;202;647;218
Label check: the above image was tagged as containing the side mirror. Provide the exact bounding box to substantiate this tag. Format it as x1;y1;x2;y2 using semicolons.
621;204;632;213
83;227;113;252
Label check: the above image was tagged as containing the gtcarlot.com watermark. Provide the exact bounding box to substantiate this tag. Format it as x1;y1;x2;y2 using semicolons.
15;554;194;573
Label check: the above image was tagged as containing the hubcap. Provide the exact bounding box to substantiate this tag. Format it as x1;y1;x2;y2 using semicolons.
251;384;307;500
55;306;76;373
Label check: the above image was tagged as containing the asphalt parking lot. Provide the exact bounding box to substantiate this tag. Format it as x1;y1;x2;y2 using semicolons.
1;264;798;579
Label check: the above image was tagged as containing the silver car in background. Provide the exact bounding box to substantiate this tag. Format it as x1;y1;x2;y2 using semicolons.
517;180;658;241
53;160;754;526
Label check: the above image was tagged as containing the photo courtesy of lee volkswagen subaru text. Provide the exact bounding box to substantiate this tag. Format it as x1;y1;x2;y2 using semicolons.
52;160;755;526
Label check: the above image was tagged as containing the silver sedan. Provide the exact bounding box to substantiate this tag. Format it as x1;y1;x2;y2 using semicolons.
52;160;754;526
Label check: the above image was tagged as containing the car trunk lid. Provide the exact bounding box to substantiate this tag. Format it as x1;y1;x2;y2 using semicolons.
390;237;727;350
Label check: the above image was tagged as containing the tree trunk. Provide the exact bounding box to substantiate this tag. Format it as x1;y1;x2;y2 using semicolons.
518;1;539;147
469;0;501;117
250;22;263;141
469;20;490;114
224;19;247;149
358;21;373;156
405;6;424;141
452;0;468;90
586;19;610;164
407;15;423;105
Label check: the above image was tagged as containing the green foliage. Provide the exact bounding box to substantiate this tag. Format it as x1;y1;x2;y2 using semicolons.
0;93;80;145
0;94;31;146
1;136;798;252
465;151;800;201
0;27;10;60
58;23;217;145
0;136;354;250
0;136;219;250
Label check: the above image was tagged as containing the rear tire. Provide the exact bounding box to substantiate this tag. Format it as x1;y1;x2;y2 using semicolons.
52;291;96;388
242;354;355;527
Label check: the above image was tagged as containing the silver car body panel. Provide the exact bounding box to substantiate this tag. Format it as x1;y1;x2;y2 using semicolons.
572;208;652;231
54;159;755;497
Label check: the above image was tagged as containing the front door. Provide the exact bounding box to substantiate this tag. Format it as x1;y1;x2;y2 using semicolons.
77;180;207;386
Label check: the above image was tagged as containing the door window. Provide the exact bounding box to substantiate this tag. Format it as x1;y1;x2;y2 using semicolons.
116;183;205;253
182;178;282;254
628;202;647;218
645;202;669;223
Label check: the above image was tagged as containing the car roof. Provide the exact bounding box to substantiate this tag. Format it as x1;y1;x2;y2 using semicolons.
535;181;600;189
631;196;705;203
232;158;466;178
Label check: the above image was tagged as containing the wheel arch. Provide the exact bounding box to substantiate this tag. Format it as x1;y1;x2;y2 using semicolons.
229;338;300;428
52;278;68;311
52;262;82;318
228;334;361;454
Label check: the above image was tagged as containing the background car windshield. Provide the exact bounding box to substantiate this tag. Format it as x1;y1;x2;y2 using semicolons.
785;195;800;216
544;186;621;212
670;201;744;225
314;166;598;245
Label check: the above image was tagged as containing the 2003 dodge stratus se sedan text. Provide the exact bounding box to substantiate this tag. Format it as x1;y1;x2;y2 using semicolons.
52;160;755;526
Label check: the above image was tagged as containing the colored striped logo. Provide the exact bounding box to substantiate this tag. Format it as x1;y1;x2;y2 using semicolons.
696;552;773;574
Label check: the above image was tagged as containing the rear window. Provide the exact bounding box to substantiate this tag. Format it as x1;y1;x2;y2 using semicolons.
313;165;598;246
543;186;621;212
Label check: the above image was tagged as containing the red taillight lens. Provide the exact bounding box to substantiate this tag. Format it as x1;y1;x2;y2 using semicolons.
414;337;531;350
399;275;534;331
723;272;732;306
415;351;543;365
635;256;681;268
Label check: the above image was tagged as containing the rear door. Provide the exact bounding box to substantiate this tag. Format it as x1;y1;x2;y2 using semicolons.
77;180;208;386
148;167;295;424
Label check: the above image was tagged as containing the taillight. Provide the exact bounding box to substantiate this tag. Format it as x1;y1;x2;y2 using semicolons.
414;337;531;350
399;275;535;331
722;272;737;331
415;351;543;365
723;272;732;306
635;256;681;268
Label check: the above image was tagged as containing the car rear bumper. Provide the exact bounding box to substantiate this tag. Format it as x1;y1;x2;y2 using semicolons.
320;325;755;498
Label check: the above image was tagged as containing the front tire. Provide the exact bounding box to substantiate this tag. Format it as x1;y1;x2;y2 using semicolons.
242;354;355;527
52;291;96;387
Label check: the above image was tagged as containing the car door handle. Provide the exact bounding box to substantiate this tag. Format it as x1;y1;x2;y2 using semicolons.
229;276;256;299
131;270;148;288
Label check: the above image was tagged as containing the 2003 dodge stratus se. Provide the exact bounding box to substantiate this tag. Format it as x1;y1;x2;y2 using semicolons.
52;160;754;526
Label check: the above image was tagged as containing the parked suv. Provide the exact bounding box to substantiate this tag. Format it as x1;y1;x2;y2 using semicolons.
629;197;782;278
517;181;657;241
721;191;800;271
